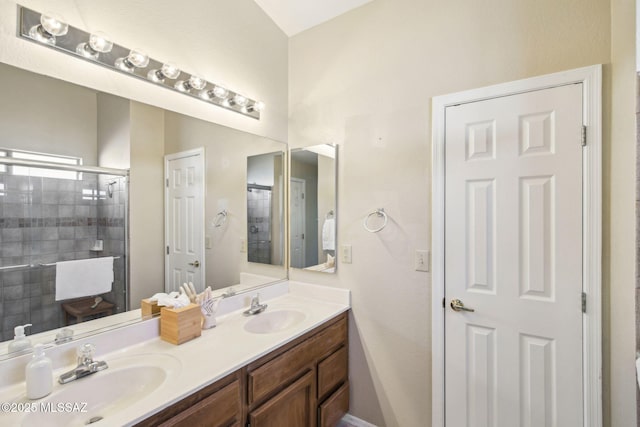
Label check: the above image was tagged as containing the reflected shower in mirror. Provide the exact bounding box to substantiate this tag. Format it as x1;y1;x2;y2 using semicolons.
290;145;337;273
246;152;285;266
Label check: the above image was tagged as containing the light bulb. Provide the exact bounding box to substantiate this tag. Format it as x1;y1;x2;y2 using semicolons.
148;63;181;83
89;32;113;53
76;32;113;59
175;75;207;92
115;49;149;72
200;90;213;100
161;63;180;79
127;49;149;68
28;12;68;45
233;94;248;107
188;76;206;91
174;80;188;92
212;85;229;99
40;13;68;36
253;101;265;112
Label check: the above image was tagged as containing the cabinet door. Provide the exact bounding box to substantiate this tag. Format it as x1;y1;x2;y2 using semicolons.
249;370;316;427
319;382;349;427
159;380;241;427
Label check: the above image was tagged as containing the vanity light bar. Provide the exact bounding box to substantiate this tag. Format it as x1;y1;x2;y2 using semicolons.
16;6;264;120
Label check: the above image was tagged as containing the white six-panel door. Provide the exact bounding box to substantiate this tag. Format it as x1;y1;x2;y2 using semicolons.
444;84;583;426
165;149;205;293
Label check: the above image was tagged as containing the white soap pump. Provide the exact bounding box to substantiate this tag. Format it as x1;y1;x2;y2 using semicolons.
26;343;53;400
8;323;33;353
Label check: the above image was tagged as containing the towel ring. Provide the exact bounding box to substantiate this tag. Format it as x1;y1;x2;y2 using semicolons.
363;208;388;233
213;210;227;228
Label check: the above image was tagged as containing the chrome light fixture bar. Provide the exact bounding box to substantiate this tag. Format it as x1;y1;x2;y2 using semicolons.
17;5;264;120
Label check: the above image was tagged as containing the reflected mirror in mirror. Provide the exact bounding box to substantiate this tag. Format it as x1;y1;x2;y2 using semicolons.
0;62;287;358
290;145;337;273
246;152;285;266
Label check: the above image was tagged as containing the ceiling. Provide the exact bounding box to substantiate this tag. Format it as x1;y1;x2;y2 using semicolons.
253;0;374;37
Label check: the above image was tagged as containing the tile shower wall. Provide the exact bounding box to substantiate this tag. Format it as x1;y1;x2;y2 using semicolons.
0;172;127;341
247;187;272;264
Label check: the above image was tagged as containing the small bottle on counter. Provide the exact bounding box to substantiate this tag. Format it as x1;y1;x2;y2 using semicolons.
8;323;33;353
26;344;53;400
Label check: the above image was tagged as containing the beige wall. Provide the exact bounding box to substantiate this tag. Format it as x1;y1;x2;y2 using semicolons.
128;102;165;308
288;0;621;425
0;63;97;163
607;0;636;425
97;93;130;169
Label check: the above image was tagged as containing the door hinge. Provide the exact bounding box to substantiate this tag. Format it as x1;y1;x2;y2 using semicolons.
166;178;169;187
301;233;305;239
581;292;587;313
166;246;169;255
301;193;305;199
442;297;445;309
581;125;587;147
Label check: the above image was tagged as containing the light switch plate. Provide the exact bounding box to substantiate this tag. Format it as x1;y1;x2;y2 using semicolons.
240;239;247;253
341;244;352;264
415;250;430;272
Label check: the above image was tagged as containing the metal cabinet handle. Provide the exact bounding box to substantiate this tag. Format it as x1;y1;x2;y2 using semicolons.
188;260;200;268
450;299;474;312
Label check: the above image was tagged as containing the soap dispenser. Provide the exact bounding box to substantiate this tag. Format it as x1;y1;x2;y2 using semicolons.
26;344;53;400
8;323;32;353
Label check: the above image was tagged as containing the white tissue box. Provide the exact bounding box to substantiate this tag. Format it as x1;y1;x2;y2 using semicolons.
160;304;201;345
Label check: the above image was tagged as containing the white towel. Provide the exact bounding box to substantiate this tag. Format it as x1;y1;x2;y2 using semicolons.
55;257;114;301
322;218;335;251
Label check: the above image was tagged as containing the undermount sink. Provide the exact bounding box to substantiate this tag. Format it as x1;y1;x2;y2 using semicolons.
20;353;181;427
244;309;306;334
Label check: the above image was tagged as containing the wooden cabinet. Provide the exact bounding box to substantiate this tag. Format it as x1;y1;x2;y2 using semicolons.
137;311;349;427
248;370;315;427
247;312;349;427
134;371;242;427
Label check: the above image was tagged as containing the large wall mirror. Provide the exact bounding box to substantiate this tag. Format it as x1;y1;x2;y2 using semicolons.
0;62;287;358
290;145;337;273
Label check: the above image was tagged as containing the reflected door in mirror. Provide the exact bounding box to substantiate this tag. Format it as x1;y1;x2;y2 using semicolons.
165;149;205;293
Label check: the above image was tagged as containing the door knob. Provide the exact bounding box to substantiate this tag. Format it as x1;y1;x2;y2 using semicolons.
450;299;474;312
188;260;200;268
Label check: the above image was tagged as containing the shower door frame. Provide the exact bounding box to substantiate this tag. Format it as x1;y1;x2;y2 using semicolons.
431;64;602;427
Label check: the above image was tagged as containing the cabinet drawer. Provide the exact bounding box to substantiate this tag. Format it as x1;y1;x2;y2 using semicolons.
159;380;241;427
318;346;347;400
319;381;349;427
248;317;347;405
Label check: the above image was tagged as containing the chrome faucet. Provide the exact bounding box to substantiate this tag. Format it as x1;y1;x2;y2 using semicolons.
243;293;267;316
58;343;108;384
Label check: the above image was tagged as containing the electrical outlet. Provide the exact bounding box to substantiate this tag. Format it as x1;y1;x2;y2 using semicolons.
415;250;430;272
341;244;352;264
240;239;247;253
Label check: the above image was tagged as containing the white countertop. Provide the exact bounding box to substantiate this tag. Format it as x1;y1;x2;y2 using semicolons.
0;281;350;426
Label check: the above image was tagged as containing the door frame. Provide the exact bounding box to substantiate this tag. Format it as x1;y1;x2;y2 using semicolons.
290;177;306;268
164;147;206;292
431;65;602;427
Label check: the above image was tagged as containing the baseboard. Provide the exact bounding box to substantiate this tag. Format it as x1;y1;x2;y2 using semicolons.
341;413;378;427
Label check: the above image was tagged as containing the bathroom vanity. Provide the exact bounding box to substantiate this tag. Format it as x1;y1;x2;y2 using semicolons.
137;312;348;427
0;281;350;427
